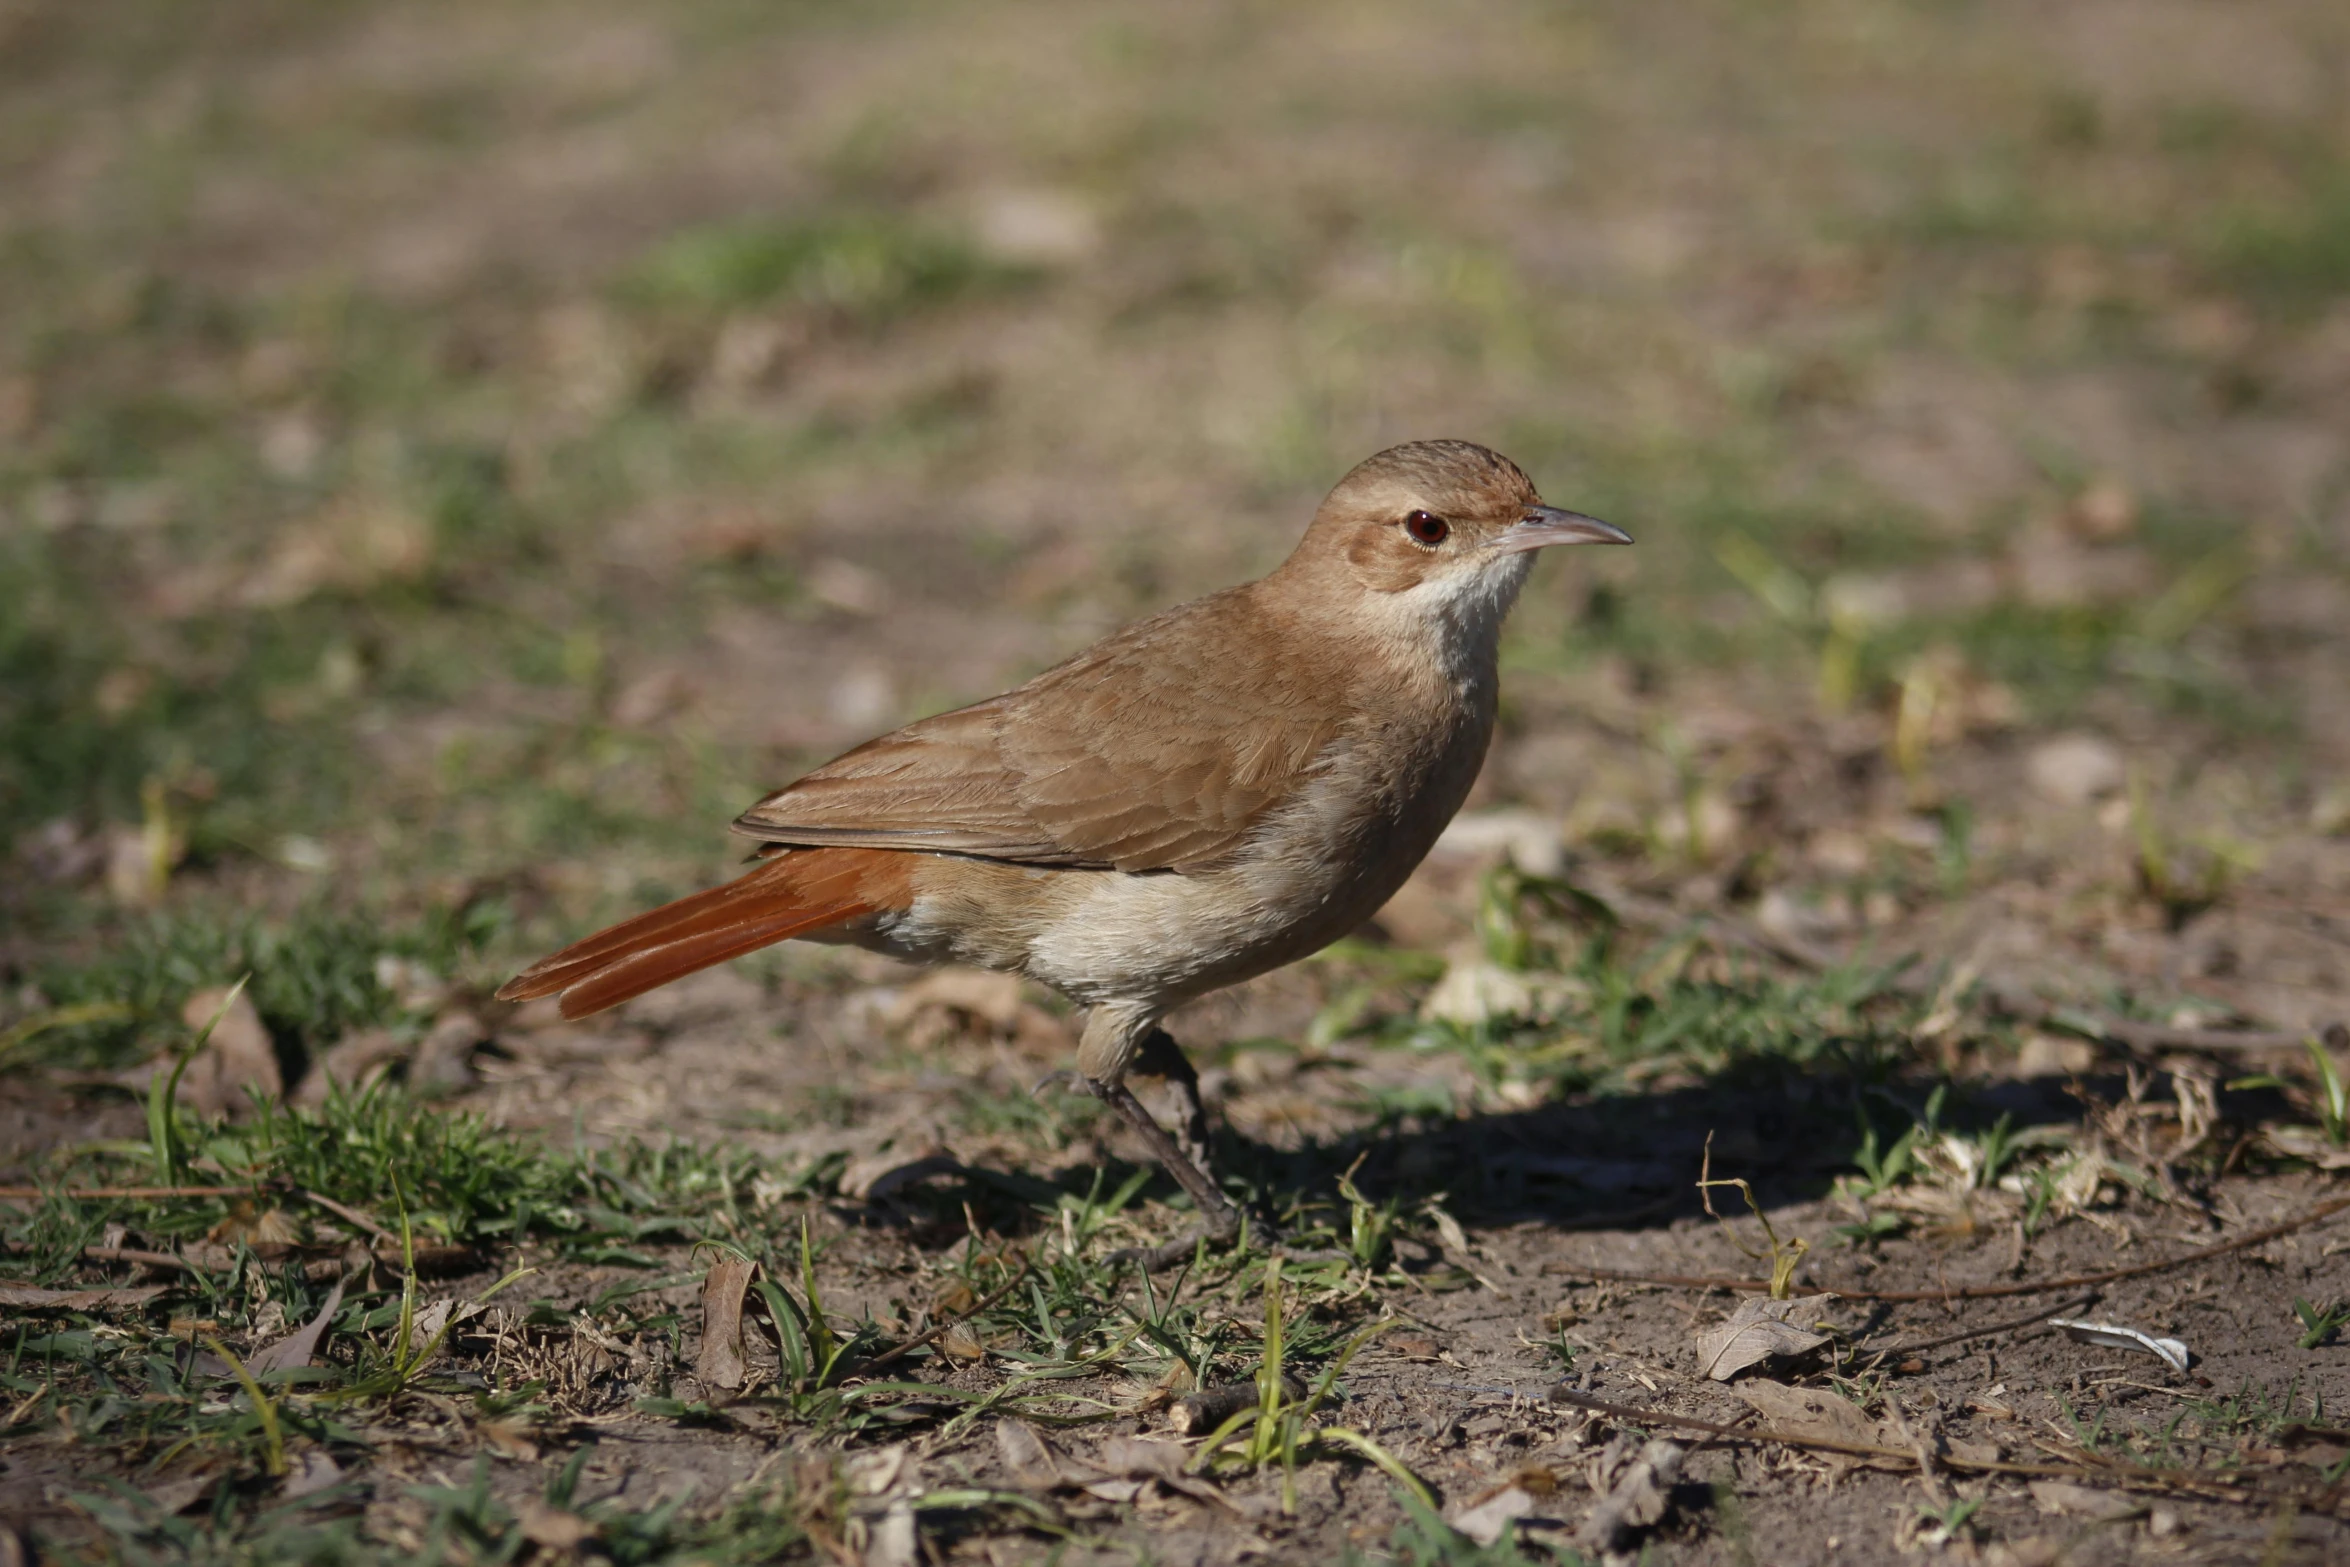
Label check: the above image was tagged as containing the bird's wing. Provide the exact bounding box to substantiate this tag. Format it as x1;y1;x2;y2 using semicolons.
730;589;1343;873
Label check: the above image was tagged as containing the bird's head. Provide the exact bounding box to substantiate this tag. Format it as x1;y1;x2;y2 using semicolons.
1282;439;1629;648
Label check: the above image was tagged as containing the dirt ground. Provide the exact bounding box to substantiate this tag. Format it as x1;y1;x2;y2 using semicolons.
4;0;2350;1562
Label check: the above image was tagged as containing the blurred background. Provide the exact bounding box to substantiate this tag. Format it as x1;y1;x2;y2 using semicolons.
2;0;2346;1023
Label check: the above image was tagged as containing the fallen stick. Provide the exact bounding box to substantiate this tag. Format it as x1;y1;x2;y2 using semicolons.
79;1246;194;1272
0;1184;254;1201
1861;1291;2100;1364
298;1188;397;1243
1546;1388;2299;1505
1;1180;398;1247
1549;1193;2350;1301
857;1249;1036;1375
1170;1372;1307;1435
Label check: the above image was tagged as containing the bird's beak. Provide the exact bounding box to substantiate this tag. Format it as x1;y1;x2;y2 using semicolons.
1487;505;1633;554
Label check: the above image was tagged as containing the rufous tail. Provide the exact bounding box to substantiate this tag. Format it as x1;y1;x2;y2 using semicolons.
495;848;910;1020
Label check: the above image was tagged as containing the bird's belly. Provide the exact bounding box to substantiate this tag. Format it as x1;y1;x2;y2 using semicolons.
846;845;1402;1007
857;713;1485;1008
1024;824;1431;1007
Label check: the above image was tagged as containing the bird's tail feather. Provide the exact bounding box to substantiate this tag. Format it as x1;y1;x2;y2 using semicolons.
496;848;908;1020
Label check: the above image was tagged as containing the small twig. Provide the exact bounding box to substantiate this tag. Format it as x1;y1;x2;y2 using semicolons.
858;1249;1036;1375
295;1187;397;1243
2;1179;400;1249
1547;1387;2060;1476
1551;1194;2350;1301
0;1184;254;1201
1862;1292;2100;1365
80;1246;194;1272
2089;1379;2198;1398
1172;1373;1308;1435
1429;1380;1557;1400
1544;1388;2288;1503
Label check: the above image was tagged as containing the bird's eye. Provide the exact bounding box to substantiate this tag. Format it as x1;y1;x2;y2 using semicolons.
1403;510;1450;546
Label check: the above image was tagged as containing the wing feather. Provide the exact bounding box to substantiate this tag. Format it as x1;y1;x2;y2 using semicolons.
730;587;1342;873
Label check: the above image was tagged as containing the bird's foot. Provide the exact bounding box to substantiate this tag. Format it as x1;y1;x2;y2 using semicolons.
1084;1072;1342;1270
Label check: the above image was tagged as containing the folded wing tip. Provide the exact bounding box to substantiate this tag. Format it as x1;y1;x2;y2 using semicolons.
493;972;549;1003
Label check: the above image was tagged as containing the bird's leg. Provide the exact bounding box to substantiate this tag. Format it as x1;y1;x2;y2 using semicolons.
1079;1007;1246;1267
1088;1077;1242;1244
1124;1025;1214;1177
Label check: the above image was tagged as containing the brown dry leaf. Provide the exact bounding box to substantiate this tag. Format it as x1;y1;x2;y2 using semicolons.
892;968;1024;1033
2028;1480;2139;1520
1092;1434;1236;1513
1578;1436;1683;1555
696;1255;757;1390
994;1419;1060;1488
1947;1436;2002;1466
1096;1437;1187;1480
806;557;889;617
478;1418;540;1461
2025;733;2125;806
884;969;1072;1057
863;1501;918;1567
1420;952;1586;1028
183;1241;244;1273
103;817;184;908
295;1028;409;1108
247;1278;344;1374
0;1285;168;1310
410;1010;487;1092
1695;1295;1835;1380
2257;1125;2350;1170
839;1146;964;1202
844;1445;913;1497
237;497;434;610
1449;1486;1538;1549
2062;477;2139;542
403;1299;456;1370
140;1471;217;1517
515;1495;599;1550
119;986;283;1117
1731;1381;1900;1472
208;1203;300;1254
280;1447;343;1500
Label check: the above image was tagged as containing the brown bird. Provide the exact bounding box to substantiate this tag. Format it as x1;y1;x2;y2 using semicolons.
498;440;1628;1260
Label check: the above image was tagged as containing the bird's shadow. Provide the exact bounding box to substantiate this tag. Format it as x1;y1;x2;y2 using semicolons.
1233;1063;2101;1239
861;1056;2248;1257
